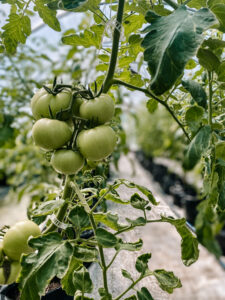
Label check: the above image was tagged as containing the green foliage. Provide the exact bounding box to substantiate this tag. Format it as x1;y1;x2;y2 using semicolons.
141;6;216;95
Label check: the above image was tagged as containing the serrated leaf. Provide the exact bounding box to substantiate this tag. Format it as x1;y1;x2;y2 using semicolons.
74;246;98;262
61;257;81;296
185;106;204;132
122;269;133;281
161;216;199;266
130;193;148;210
126;217;146;227
146;99;158;114
182;80;207;108
116;239;143;252
94;212;126;231
2;13;31;53
183;125;211;170
153;269;182;293
96;228;118;248
141;6;217;95
137;287;154;300
32;199;64;217
18;233;73;300
135;253;151;273
73;266;93;294
208;1;225;33
202;38;225;50
197;48;220;71
104;192;130;205
69;206;90;230
36;0;61;31
217;61;225;82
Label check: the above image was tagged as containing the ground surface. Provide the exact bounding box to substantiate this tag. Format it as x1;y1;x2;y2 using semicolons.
0;154;225;299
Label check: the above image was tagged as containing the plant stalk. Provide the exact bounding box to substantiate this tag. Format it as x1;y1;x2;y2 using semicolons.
208;71;213;128
112;79;190;141
43;176;71;234
114;275;143;300
102;0;125;93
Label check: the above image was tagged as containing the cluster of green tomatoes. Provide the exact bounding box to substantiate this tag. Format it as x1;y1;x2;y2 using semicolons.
31;85;117;175
0;220;41;285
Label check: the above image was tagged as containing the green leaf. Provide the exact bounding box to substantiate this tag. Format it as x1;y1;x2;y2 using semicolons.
218;182;225;211
104;192;130;205
208;0;225;33
116;239;143;252
74;246;98;262
135;253;151;273
96;228;118;248
18;233;73;300
130;193;149;210
126;217;146;227
217;61;225;82
141;6;217;95
61;257;81;296
137;287;154;300
197;48;220;71
74;291;94;300
183;125;211;170
73;266;93;294
146;99;158;114
69;206;90;230
94;212;126;231
125;296;137;300
181;80;207;108
35;0;61;31
121;269;134;282
202;38;225;50
153;269;182;293
48;0;101;13
2;13;31;53
187;0;207;9
32;199;64;217
161;216;199;266
185;106;205;132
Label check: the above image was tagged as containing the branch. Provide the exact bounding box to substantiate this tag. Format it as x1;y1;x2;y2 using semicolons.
112;79;191;141
102;0;125;93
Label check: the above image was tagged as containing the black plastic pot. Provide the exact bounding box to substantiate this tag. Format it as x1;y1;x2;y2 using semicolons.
184;195;200;225
151;164;167;182
216;230;225;256
0;283;73;300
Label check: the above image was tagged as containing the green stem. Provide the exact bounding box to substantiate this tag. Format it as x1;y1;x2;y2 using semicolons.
106;251;119;270
208;71;213;128
44;176;71;234
89;214;110;296
102;0;125;93
112;79;190;141
163;0;179;9
114;275;143;300
90;186;112;213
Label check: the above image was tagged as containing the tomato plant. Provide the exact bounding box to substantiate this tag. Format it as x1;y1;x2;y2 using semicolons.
1;0;225;298
31;86;72;120
2;221;41;261
51;149;84;175
79;94;115;124
77;125;117;161
32;118;73;151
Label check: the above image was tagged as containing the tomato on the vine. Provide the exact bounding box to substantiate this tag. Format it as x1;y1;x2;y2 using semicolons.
77;125;117;161
79;94;115;124
0;261;21;285
51;149;84;175
31;87;72;120
3;220;41;261
32;118;73;151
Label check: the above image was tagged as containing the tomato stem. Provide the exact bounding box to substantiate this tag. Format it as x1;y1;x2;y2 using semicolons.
102;0;125;93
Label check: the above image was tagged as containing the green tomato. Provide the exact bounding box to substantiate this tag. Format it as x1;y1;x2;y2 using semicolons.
215;141;225;160
31;87;72;120
3;220;41;261
0;261;21;285
51;149;84;175
72;97;83;117
0;240;3;262
79;94;115;124
77;125;117;161
32;118;73;151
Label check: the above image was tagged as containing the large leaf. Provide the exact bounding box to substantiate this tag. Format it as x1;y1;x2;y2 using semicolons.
208;0;225;33
141;6;217;95
61;257;81;296
182;80;207;108
197;48;220;71
18;233;73;300
73;266;93;294
35;0;61;31
183;125;211;170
